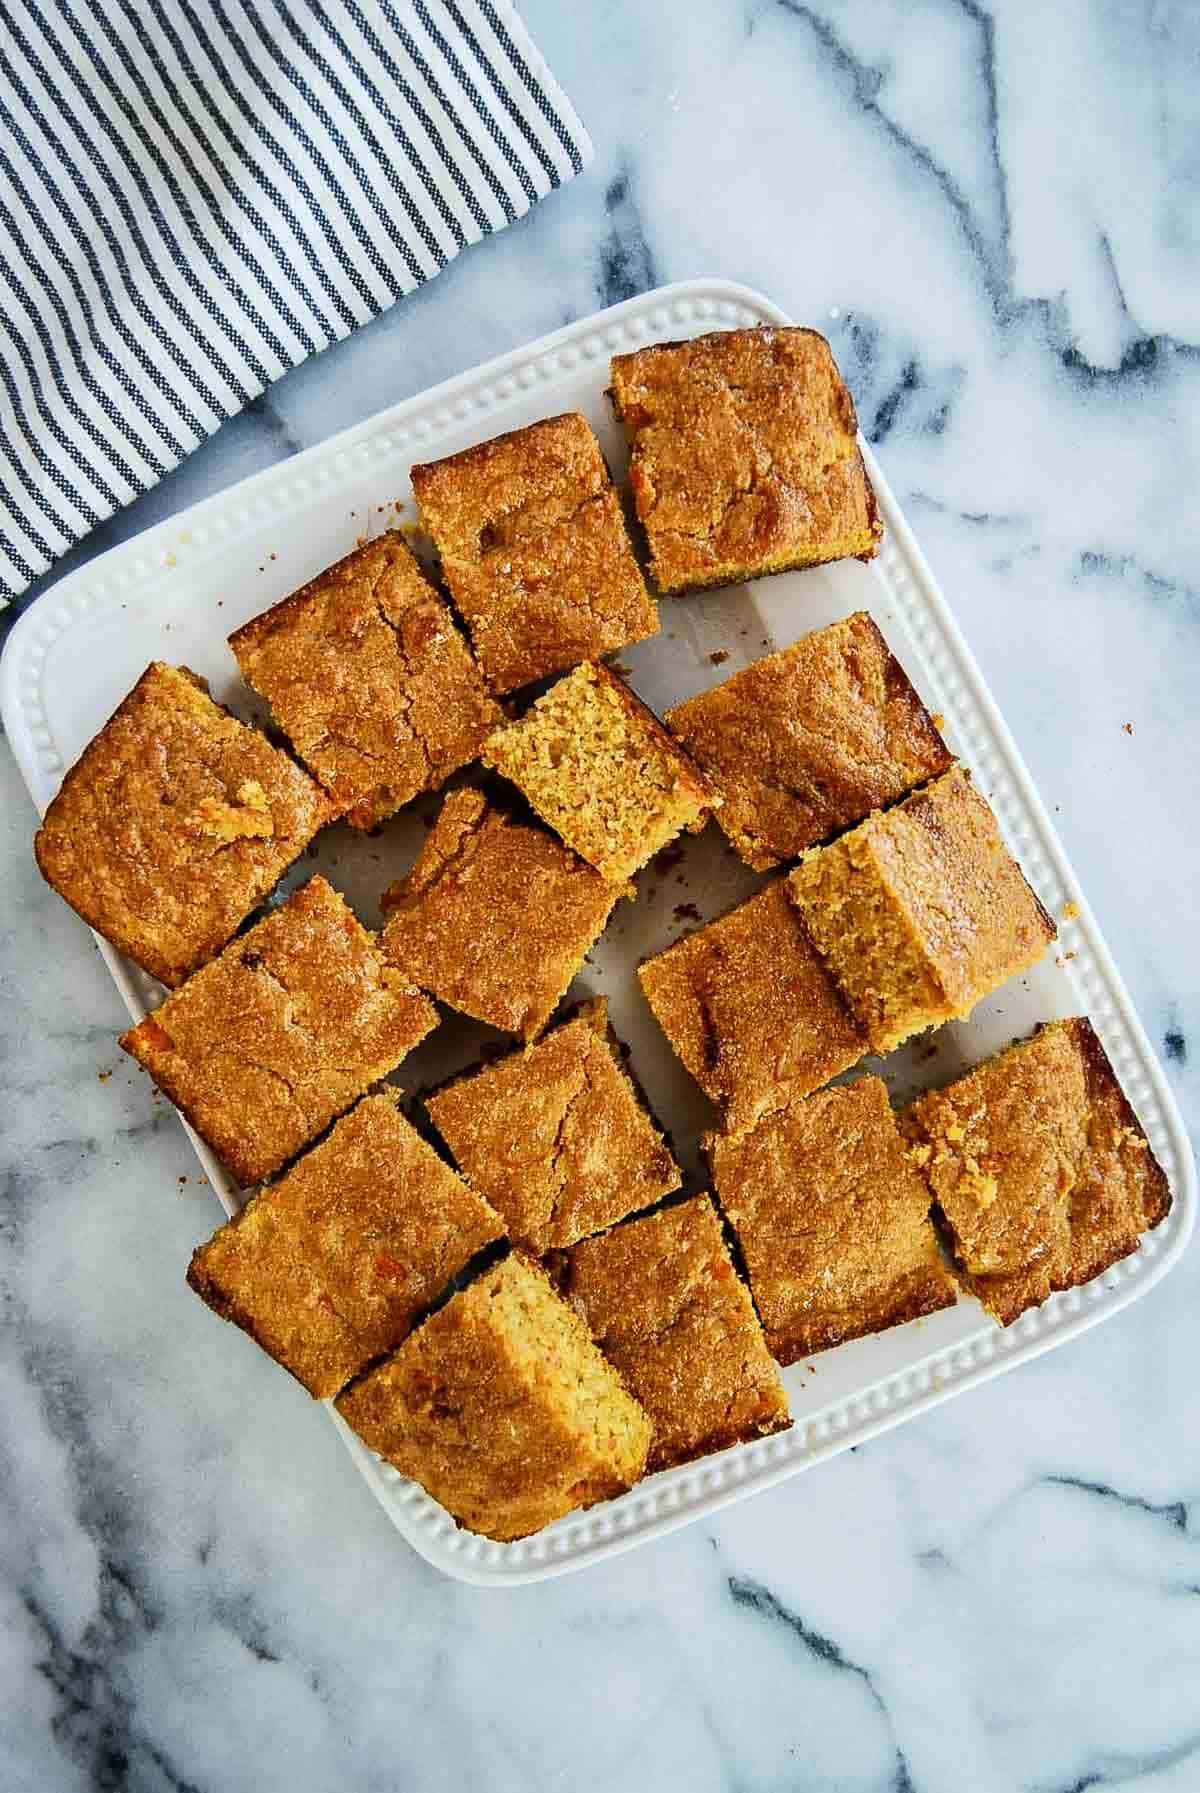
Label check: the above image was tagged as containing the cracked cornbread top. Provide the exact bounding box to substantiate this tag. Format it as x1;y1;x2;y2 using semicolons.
425;997;679;1253
120;876;437;1186
229;532;501;829
411;411;658;693
609;325;882;593
665;611;952;869
34;662;332;989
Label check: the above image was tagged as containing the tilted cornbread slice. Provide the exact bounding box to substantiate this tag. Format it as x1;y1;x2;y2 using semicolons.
336;1254;652;1541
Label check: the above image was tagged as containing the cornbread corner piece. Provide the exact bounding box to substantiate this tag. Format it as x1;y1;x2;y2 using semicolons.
707;1076;956;1364
120;876;437;1186
187;1094;502;1398
902;1018;1171;1326
637;879;866;1133
558;1195;791;1471
787;766;1055;1055
34;662;332;988
483;660;714;881
229;532;501;830
335;1253;652;1541
380;787;627;1040
410;411;658;695
426;997;679;1253
609;325;882;595
665;612;952;870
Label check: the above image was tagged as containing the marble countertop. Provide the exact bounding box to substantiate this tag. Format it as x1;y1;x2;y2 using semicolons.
3;3;1198;1789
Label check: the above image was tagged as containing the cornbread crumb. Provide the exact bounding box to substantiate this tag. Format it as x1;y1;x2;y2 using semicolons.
187;1094;502;1397
121;876;437;1185
411;412;658;694
229;533;500;829
787;767;1054;1054
903;1017;1170;1324
609;326;881;594
638;879;866;1133
426;998;679;1252
336;1254;652;1540
484;661;713;881
35;663;331;987
380;788;627;1039
707;1076;956;1362
665;612;951;869
557;1195;790;1469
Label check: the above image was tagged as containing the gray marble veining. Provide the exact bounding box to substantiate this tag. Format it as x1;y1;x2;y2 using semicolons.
2;3;1198;1789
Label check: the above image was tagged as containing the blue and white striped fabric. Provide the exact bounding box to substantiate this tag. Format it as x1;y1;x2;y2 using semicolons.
0;0;592;603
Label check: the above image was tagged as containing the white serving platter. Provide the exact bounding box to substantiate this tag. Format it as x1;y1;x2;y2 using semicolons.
3;279;1194;1587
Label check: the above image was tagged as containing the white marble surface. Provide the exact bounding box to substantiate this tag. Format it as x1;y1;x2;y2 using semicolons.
3;3;1199;1788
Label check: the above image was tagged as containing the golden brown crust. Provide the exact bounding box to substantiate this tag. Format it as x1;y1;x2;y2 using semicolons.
410;412;658;694
609;326;882;594
637;879;867;1133
229;533;501;829
34;662;332;987
665;612;951;869
335;1253;652;1540
787;766;1055;1054
903;1017;1171;1325
707;1076;956;1363
120;876;438;1186
559;1195;791;1469
379;788;627;1040
425;998;679;1253
186;1094;503;1398
483;660;714;881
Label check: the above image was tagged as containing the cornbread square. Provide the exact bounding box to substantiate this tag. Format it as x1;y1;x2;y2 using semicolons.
638;880;866;1133
609;326;881;594
557;1195;791;1470
34;662;331;988
426;998;679;1253
121;877;437;1186
380;788;626;1040
187;1094;502;1398
707;1076;956;1363
483;661;713;882
787;767;1055;1055
903;1018;1170;1326
229;533;501;829
665;612;951;870
336;1253;652;1541
410;412;658;694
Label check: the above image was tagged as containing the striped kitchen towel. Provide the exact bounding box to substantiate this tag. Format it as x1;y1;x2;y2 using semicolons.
0;0;592;604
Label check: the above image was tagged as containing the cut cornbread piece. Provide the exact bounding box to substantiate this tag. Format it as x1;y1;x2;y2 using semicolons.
609;325;881;594
787;766;1055;1054
665;612;951;870
557;1195;791;1470
426;998;679;1253
902;1018;1170;1326
229;533;501;830
410;411;658;694
34;662;332;988
380;788;627;1040
187;1094;502;1398
483;660;713;881
336;1253;652;1540
121;877;437;1186
706;1076;956;1363
637;880;867;1133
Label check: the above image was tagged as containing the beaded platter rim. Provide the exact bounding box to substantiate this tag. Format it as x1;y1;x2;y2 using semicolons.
3;279;1194;1587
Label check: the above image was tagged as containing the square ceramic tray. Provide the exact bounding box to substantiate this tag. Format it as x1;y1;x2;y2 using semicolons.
3;279;1194;1586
